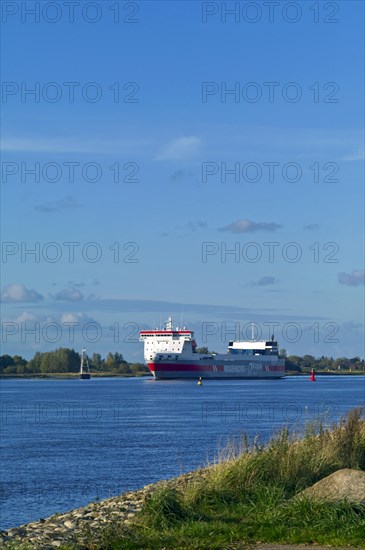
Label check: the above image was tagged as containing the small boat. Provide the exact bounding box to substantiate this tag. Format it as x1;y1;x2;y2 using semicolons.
80;348;91;379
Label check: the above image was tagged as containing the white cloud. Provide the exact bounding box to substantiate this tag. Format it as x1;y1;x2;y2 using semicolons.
341;147;364;161
13;312;40;323
338;270;365;287
2;311;97;329
59;312;94;324
1;284;44;303
156;136;201;160
1;136;152;155
54;287;84;301
219;219;282;233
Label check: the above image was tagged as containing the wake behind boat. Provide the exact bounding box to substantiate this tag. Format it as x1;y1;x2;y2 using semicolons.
140;317;285;380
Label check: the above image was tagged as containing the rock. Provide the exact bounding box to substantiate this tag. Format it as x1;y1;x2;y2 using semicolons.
296;468;365;504
0;465;211;547
63;520;76;529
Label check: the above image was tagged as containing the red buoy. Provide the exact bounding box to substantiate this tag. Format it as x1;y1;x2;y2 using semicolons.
309;368;316;382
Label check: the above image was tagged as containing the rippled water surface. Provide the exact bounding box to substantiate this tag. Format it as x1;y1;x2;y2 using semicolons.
1;375;364;529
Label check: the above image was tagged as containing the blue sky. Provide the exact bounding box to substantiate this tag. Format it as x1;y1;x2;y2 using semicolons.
1;0;364;361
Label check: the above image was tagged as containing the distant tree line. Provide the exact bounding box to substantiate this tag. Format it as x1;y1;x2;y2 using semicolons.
280;350;364;372
0;349;364;376
0;349;149;376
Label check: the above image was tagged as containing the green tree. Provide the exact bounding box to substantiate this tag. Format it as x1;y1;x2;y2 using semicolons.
13;355;27;367
40;352;53;373
317;356;332;370
0;355;15;373
333;358;351;370
16;364;26;375
27;351;43;373
287;355;302;371
3;365;17;374
91;352;103;371
105;352;117;370
53;349;68;372
285;356;302;372
64;348;81;372
117;363;131;375
129;362;149;375
302;355;315;369
105;352;126;370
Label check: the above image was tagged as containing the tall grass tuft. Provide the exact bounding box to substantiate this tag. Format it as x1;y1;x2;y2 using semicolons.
332;406;365;469
141;486;189;529
184;407;365;509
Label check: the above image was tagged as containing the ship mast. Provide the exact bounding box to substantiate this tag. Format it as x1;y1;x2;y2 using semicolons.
165;316;173;331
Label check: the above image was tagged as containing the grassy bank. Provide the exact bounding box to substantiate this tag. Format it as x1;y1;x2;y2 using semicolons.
82;408;365;549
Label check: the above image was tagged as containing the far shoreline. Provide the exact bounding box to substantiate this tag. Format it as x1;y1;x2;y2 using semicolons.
0;372;153;379
1;371;364;380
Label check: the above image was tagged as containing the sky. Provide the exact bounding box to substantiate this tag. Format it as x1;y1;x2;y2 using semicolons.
1;0;364;361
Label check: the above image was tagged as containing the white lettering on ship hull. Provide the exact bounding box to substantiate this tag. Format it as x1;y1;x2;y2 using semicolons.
223;363;260;373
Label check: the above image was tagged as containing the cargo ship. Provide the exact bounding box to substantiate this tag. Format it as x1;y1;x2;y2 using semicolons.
139;317;285;379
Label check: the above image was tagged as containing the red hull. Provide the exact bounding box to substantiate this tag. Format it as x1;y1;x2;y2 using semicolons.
147;362;285;379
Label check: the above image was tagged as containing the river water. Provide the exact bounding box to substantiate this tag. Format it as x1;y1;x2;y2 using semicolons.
1;375;364;529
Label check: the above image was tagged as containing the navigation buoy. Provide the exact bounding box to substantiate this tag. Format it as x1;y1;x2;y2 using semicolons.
198;377;203;386
309;369;316;382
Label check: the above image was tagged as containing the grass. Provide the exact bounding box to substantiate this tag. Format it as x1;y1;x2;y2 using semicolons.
9;408;365;549
106;407;365;549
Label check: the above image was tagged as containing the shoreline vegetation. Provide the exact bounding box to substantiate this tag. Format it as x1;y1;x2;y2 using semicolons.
1;348;364;378
1;370;365;379
2;408;365;549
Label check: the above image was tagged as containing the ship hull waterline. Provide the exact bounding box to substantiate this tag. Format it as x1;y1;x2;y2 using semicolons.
147;361;285;380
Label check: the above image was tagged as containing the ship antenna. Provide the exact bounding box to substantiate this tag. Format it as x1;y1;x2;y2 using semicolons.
251;322;255;341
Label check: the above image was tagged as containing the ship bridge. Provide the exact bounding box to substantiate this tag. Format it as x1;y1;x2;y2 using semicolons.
228;340;278;356
139;317;195;361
